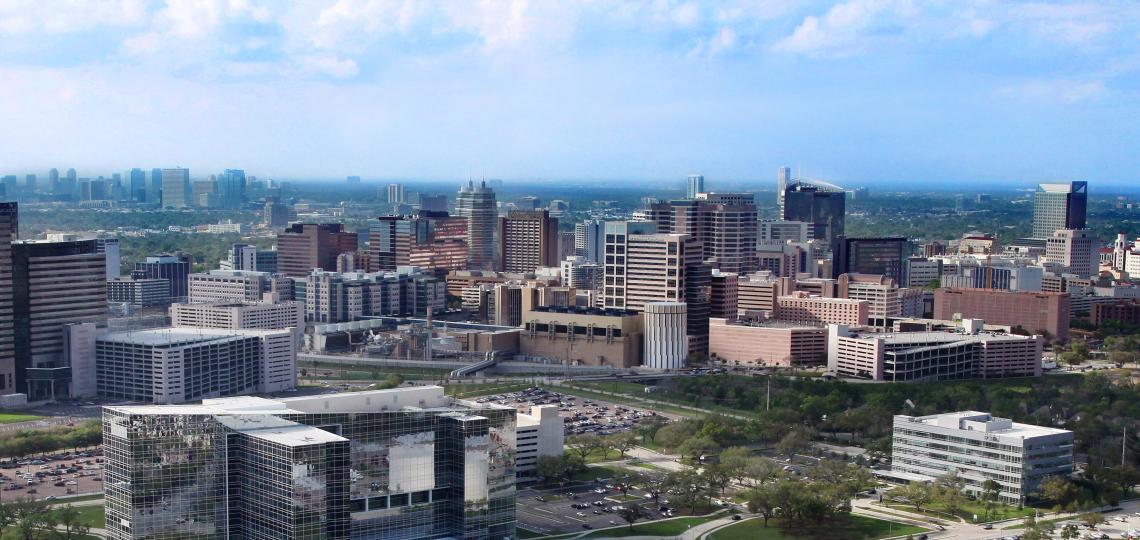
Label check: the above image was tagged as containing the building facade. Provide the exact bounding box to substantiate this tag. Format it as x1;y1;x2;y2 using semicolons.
519;306;643;367
774;293;869;326
455;180;497;271
643;302;687;369
497;210;559;273
277;223;359;277
133;253;192;299
107;277;172;307
934;288;1071;341
0;203;14;393
171;301;304;331
708;318;827;367
1032;181;1087;239
892;412;1073;504
102;387;518;540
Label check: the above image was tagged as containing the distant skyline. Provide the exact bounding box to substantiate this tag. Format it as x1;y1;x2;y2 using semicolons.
1;1;1139;187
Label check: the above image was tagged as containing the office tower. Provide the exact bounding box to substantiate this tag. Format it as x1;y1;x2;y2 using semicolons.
574;219;604;262
1046;229;1099;278
709;270;738;319
368;216;407;271
1032;181;1087;239
96;327;296;403
66;167;76;185
106;277;172;307
657;193;759;274
276;223;359;277
221;244;278;273
263;195;292;227
904;257;943;288
387;183;406;204
192;178;218;207
103;387;519;540
23;174;35;194
347;175;361;185
11;238;107;399
160;167;191;208
603;221;710;355
147;168;162;204
685;174;704;199
218;169;246;209
418;194;448;212
518;196;540;210
47;168;59;193
782;181;846;248
643;302;688;369
892;412;1071;504
1;176;17;199
132;253;192;299
497;210;558;273
126;168;146;201
455;180;497;270
0;203;15;392
833;236;909;280
777;166;791;214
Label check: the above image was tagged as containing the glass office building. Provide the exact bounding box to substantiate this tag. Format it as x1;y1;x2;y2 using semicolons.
103;387;516;539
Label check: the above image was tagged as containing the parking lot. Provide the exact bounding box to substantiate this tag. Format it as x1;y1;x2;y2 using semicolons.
0;447;105;500
517;481;679;535
474;387;671;438
986;510;1140;540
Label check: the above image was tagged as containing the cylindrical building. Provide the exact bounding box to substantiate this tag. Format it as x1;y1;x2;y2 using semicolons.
643;302;687;370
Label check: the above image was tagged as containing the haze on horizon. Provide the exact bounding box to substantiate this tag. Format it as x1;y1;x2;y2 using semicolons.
1;1;1138;187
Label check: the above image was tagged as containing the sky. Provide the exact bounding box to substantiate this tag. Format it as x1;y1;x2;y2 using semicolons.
0;0;1138;187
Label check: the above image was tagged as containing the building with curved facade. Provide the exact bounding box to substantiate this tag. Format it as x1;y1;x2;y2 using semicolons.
643;302;687;369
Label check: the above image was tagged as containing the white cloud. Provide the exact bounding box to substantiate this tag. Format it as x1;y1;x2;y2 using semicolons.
996;79;1108;104
294;55;360;78
773;0;897;58
0;0;147;34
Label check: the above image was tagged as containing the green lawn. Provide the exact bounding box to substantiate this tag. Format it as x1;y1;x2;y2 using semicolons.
709;514;928;540
581;515;719;538
59;505;105;528
572;465;623;482
0;413;43;424
517;527;546;538
886;499;1036;523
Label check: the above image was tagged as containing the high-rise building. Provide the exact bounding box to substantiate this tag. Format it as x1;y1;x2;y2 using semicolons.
648;193;759;274
455;180;497;270
1032;181;1087;239
107;277;172;308
218;169;246;209
263;195;292;227
1046;228;1099;278
419;194;448;212
644;302;688;369
11;239;107;399
369;212;468;273
0;203;15;392
276;223;359;277
497;210;559;273
102;387;519;540
574;219;604;263
709;270;738;319
47;168;59;193
782;181;846;248
833;236;909;280
387;183;406;204
221;244;278;273
685;174;704;199
147;168;162;204
934;288;1071;341
23;174;36;194
132;253;192;299
160;168;191;208
777;166;791;215
192;178;218;207
127;168;146;201
602;221;710;355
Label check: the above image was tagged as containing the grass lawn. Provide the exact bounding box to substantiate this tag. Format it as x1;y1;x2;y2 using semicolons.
710;514;928;540
0;413;43;424
886;499;1036;523
71;505;105;528
517;527;546;538
629;462;668;471
581;515;719;538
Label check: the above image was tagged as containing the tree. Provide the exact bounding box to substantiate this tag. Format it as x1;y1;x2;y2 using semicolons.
744;457;782;486
898;482;933;513
703;463;732;496
744;484;780;527
536;454;580;485
642;473;669;503
719;446;752;484
980;479;1002;521
566;434;603;462
608;432;637;459
7;499;52;540
634;415;667;444
54;505;92;540
1059;523;1080;539
675;436;717;463
618;504;648;530
1081;512;1103;529
1020;514;1051;540
776;427;813;459
1038;475;1079;512
654;421;699;452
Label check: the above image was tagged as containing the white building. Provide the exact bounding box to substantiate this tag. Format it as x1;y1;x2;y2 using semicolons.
643;302;687;369
1046;228;1099;278
515;405;565;480
95;327;297;403
170;300;304;331
189;269;290;302
891;411;1073;504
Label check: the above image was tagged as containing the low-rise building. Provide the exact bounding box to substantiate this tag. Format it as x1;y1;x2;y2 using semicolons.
774;292;868;326
516;405;565;481
1091;299;1140;326
708;318;827;367
891;411;1073;504
934;288;1070;341
828;325;1042;381
107;277;172;307
170;300;304;331
519;306;642;368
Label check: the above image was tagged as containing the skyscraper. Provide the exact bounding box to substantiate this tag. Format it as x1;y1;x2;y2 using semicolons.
645;193;759;274
276;223;359;277
0;203;15;392
218;169;246;209
23;175;35;194
777;166;791;215
47;168;59;193
455;180;497;270
1032;182;1088;239
782;181;846;248
832;236;910;280
1046;229;1099;278
497;210;559;273
387;183;406;204
418;194;448;212
160;168;191;208
132;253;192;299
685;174;704;199
148;168;162;204
127;168;146;202
574;219;605;263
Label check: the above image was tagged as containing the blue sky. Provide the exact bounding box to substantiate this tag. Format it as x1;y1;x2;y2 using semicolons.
0;0;1138;187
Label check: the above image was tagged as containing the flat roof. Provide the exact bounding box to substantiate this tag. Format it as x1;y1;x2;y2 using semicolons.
897;411;1071;438
846;330;1032;343
98;327;288;346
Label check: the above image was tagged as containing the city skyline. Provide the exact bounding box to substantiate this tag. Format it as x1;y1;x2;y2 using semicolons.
0;1;1138;186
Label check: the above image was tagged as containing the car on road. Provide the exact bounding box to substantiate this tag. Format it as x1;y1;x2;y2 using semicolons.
575;512;586;517
534;496;545;502
731;515;742;521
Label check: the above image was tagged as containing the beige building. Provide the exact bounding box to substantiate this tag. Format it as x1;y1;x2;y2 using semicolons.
519;306;643;367
775;292;868;326
497;210;559;273
1046;228;1099;278
708;318;827;367
934;288;1071;341
170;301;304;331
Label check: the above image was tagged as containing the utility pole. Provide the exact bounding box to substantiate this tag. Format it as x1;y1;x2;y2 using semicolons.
766;374;771;412
1124;426;1127;467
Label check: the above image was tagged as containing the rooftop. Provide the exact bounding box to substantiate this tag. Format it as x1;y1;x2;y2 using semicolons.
97;327;288;347
897;411;1070;438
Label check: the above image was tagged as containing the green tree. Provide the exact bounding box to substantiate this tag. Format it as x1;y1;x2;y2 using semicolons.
744;483;780;527
566;434;603;462
608;432;637;459
1038;475;1079;512
675;436;717;462
618;504;648;530
1081;512;1103;529
980;479;1002;521
1059;523;1080;539
776;427;813;459
54;505;91;540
